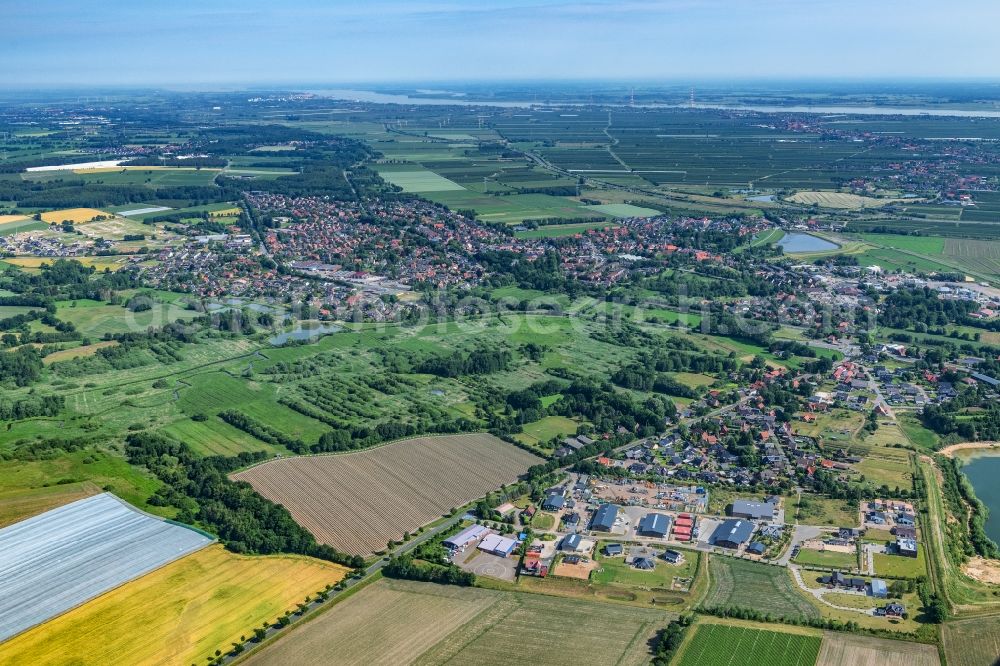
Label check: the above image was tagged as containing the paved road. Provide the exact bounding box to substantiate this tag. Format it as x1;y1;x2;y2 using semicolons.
777;524;826;566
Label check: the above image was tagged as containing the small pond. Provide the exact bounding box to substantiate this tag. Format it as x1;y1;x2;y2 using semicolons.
268;324;342;346
776;232;840;253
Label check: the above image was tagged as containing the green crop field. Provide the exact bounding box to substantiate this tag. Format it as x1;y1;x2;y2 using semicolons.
376;167;466;192
0;219;47;236
585;203;662;218
677;623;822;666
422;190;604;224
23;167;221;188
858;234;945;254
703;557;820;621
161;416;290;457
942;616;1000;666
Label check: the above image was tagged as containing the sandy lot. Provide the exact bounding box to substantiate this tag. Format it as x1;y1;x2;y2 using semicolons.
552;558;598;580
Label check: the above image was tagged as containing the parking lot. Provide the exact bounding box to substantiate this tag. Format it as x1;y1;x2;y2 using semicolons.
458;550;517;581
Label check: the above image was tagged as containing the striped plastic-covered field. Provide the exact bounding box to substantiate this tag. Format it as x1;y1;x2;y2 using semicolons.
0;492;212;642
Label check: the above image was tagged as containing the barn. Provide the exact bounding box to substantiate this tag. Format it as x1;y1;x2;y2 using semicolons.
443;525;487;551
637;513;671;538
711;519;754;549
478;534;518;558
590;504;619;532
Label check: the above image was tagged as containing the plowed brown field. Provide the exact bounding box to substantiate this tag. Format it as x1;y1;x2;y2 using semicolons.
232;434;541;555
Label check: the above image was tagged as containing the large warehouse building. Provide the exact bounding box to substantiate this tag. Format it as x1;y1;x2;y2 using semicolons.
730;499;776;521
712;519;755;549
590;504;619;532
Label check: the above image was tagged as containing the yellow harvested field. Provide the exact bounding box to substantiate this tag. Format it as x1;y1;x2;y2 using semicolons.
2;257;51;269
816;632;940;666
0;214;29;225
43;340;119;364
232;434;542;555
0;544;347;666
76;256;129;270
3;256;126;271
785;191;905;209
39;208;108;224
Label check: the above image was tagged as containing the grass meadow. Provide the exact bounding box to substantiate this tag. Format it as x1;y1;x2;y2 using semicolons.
703;557;819;621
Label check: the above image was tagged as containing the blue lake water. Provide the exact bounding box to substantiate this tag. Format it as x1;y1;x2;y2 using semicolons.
958;452;1000;546
776;232;841;253
268;324;341;346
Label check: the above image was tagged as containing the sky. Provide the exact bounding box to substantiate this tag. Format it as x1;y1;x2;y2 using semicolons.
4;0;1000;86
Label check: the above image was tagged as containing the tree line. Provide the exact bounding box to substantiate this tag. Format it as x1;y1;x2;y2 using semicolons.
124;431;364;569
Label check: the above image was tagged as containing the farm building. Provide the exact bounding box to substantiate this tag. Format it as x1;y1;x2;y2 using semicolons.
711;519;754;549
603;543;623;556
870;578;888;598
747;541;766;556
730;499;776;520
443;525;487;551
478;534;518;558
896;537;918;557
662;549;684;564
637;512;671;537
590;504;619;532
